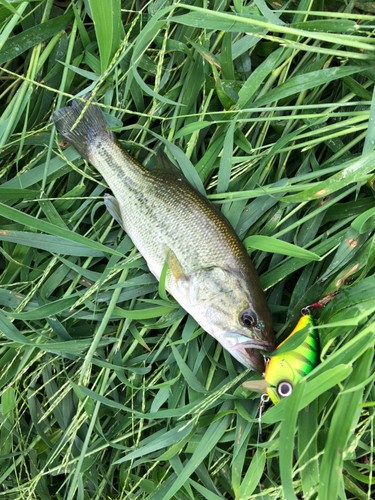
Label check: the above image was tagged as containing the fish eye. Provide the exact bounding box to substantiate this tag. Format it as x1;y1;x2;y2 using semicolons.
277;381;293;398
239;310;257;328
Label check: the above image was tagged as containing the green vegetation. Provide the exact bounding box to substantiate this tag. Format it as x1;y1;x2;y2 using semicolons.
1;0;375;498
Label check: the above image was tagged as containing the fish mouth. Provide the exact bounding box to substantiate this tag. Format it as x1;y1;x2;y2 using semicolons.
219;329;275;372
233;339;275;373
232;342;272;372
244;339;275;353
246;347;267;372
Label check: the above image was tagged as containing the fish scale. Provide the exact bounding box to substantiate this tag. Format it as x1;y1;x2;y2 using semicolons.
51;94;275;372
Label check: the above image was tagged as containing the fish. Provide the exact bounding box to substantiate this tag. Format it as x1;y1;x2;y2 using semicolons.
242;314;319;403
51;94;275;372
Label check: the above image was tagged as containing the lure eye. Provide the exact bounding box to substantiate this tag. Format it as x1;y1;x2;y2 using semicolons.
239;310;257;328
277;381;293;398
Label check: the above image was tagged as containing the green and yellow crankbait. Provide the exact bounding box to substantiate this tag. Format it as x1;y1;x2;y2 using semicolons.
243;313;319;404
263;314;319;404
243;292;339;404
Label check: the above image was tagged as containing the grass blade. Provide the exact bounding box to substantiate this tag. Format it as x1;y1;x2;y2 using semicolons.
0;202;122;256
318;348;373;500
88;0;121;74
279;379;306;500
245;235;320;261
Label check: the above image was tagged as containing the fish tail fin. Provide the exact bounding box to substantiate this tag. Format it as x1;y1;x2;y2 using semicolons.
51;93;115;161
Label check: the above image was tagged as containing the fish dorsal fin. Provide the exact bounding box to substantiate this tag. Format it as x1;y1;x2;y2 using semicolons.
153;150;185;178
104;193;124;230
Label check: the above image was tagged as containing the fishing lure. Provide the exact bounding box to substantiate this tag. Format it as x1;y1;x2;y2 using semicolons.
243;314;319;404
263;314;319;404
243;291;339;404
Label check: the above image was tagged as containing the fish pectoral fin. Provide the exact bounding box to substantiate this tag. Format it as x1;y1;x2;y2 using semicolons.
104;193;125;230
153;150;185;178
165;248;187;283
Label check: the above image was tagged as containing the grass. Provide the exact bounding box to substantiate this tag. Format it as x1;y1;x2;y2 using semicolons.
0;0;375;498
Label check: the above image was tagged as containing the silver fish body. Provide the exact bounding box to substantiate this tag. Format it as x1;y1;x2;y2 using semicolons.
51;95;275;371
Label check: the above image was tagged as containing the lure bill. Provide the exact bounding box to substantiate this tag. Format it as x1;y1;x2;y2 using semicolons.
243;314;319;404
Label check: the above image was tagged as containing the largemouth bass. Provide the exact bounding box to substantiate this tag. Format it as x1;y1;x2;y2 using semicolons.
51;95;275;372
